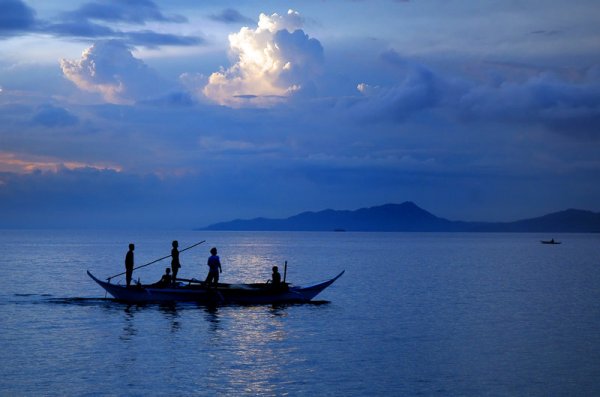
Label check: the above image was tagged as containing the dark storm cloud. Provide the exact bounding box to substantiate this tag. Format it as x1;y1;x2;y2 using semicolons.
1;0;201;48
62;0;186;25
125;30;203;47
352;65;442;123
353;48;600;138
139;91;196;107
0;0;37;36
45;19;116;38
46;21;202;47
458;69;600;138
209;8;254;25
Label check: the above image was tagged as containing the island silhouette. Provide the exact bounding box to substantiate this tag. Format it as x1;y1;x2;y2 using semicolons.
199;202;600;233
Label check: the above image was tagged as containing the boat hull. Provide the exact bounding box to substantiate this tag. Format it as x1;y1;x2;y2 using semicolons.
87;270;344;304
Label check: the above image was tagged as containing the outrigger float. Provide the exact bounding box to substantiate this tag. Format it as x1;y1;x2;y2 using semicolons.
87;270;344;304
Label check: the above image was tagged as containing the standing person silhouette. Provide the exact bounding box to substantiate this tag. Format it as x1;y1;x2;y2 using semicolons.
205;247;222;287
125;243;135;287
171;240;181;285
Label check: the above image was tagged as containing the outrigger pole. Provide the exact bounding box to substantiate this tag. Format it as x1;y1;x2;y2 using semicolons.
106;240;206;282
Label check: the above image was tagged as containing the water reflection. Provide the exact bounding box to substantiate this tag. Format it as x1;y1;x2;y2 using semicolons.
120;304;139;341
210;305;302;395
158;303;181;333
268;304;290;318
203;305;220;333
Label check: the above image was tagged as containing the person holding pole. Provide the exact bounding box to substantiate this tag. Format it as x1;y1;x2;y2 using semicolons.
106;240;206;283
205;247;222;287
125;243;135;287
171;240;181;286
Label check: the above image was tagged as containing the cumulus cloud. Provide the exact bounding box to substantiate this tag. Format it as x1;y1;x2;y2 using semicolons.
354;65;441;122
60;40;171;104
203;9;324;107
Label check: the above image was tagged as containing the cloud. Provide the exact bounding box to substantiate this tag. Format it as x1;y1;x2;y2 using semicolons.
209;8;254;25
46;21;203;47
60;40;172;104
45;19;116;38
354;65;441;122
0;166;281;228
458;69;600;138
32;104;79;127
125;30;203;47
2;0;201;48
0;168;141;228
62;0;186;25
0;152;121;173
0;0;37;37
349;48;600;138
203;9;324;107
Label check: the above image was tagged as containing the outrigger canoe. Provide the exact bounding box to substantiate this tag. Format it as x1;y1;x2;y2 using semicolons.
87;270;344;304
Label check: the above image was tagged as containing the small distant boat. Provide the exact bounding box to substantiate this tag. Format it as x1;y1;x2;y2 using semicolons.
541;239;561;245
87;270;344;304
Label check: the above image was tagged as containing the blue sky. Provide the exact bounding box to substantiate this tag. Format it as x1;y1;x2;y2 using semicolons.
1;0;599;228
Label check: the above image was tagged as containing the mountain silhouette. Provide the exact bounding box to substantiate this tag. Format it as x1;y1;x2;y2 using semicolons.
200;202;600;232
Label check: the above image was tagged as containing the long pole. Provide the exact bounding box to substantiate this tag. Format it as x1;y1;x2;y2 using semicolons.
106;240;206;281
283;260;287;283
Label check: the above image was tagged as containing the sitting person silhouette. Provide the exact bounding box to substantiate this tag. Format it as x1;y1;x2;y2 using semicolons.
152;268;172;287
271;266;281;286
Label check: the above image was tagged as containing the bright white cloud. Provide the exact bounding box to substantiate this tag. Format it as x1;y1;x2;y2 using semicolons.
203;9;323;107
60;40;169;104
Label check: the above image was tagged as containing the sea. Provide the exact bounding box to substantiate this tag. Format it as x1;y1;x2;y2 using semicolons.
1;230;599;396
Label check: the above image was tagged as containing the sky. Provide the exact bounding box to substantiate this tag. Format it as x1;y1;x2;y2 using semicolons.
1;0;599;229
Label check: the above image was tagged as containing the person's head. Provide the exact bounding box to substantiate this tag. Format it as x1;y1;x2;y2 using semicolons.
272;266;278;273
165;268;171;274
210;247;217;255
129;243;135;250
172;240;178;248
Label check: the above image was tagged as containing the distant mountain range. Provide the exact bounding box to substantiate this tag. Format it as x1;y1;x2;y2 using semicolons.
199;202;600;232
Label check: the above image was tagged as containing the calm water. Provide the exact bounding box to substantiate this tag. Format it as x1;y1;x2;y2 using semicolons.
1;230;599;396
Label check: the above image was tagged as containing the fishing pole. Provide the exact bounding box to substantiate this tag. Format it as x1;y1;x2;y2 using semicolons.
106;240;206;281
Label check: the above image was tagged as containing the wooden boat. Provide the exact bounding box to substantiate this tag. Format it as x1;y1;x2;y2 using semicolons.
540;239;561;244
87;270;344;304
